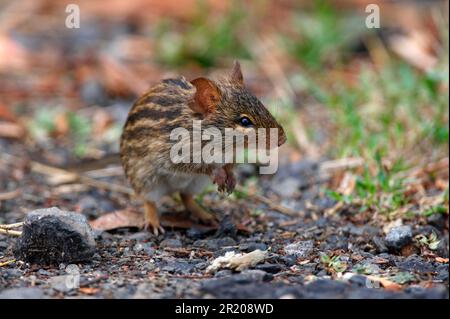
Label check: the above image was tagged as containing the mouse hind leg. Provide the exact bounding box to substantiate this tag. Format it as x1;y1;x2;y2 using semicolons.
180;193;217;225
143;200;165;235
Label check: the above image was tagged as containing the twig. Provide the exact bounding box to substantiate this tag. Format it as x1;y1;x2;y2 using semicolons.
0;259;16;267
30;161;134;195
236;186;298;217
0;153;132;195
84;166;124;178
0;228;22;236
0;222;23;229
319;157;364;173
0;189;21;201
401;157;449;179
291;114;320;158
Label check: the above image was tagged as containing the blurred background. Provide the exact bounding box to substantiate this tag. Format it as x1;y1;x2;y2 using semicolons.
0;0;448;219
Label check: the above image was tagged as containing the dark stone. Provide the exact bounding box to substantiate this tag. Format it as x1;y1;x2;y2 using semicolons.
280;255;297;267
324;235;348;250
186;227;210;240
427;213;448;230
193;237;236;251
435;265;449;281
396;255;435;273
405;285;448;299
348;275;369;287
385;226;413;250
80;78;108;106
2;268;22;279
255;263;284;274
214;215;237;238
304;279;348;298
372;236;388;253
436;236;449;258
239;242;267;252
214;269;233;277
14;207;96;265
160;260;199;274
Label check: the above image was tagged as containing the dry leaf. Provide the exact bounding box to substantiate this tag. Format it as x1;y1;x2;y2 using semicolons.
382;218;403;235
435;257;449;263
0;121;26;139
366;275;403;291
0;35;28;71
89;210;144;231
0;103;18;122
79;287;100;295
90;210;224;232
337;172;356;196
388;32;437;72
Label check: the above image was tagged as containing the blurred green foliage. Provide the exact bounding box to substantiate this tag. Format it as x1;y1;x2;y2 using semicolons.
154;0;250;68
285;0;368;69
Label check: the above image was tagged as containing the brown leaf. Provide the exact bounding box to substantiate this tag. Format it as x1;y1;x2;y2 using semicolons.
367;275;403;291
89;210;224;232
53;113;69;137
435;257;449;263
0;35;28;72
0;103;18;122
92;109;113;136
79;287;100;295
0;121;26;139
89;210;144;231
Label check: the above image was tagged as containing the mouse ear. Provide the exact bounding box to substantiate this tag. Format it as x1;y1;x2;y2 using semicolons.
190;78;221;115
230;60;244;86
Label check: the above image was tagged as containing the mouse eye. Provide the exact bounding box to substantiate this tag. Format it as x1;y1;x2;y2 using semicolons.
238;116;253;127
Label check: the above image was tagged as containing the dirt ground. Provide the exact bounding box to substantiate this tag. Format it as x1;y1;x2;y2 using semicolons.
0;0;448;299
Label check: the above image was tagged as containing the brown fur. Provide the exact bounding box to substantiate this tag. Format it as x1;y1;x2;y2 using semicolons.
119;61;286;232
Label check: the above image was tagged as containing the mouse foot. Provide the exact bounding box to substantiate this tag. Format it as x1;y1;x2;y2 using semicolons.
143;200;165;236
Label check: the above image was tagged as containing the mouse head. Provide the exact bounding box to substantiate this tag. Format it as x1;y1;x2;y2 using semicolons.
189;61;286;149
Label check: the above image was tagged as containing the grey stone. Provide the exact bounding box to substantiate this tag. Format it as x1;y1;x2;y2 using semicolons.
372;236;388;253
133;242;154;255
271;178;301;197
284;240;314;258
240;269;273;282
159;238;182;248
0;287;44;299
14;207;96;265
385;225;413;250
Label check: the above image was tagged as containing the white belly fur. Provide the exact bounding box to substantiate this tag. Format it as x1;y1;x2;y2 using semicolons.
145;173;212;202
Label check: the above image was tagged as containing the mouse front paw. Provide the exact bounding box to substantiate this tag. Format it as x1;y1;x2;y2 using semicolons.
212;166;236;194
212;167;227;193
